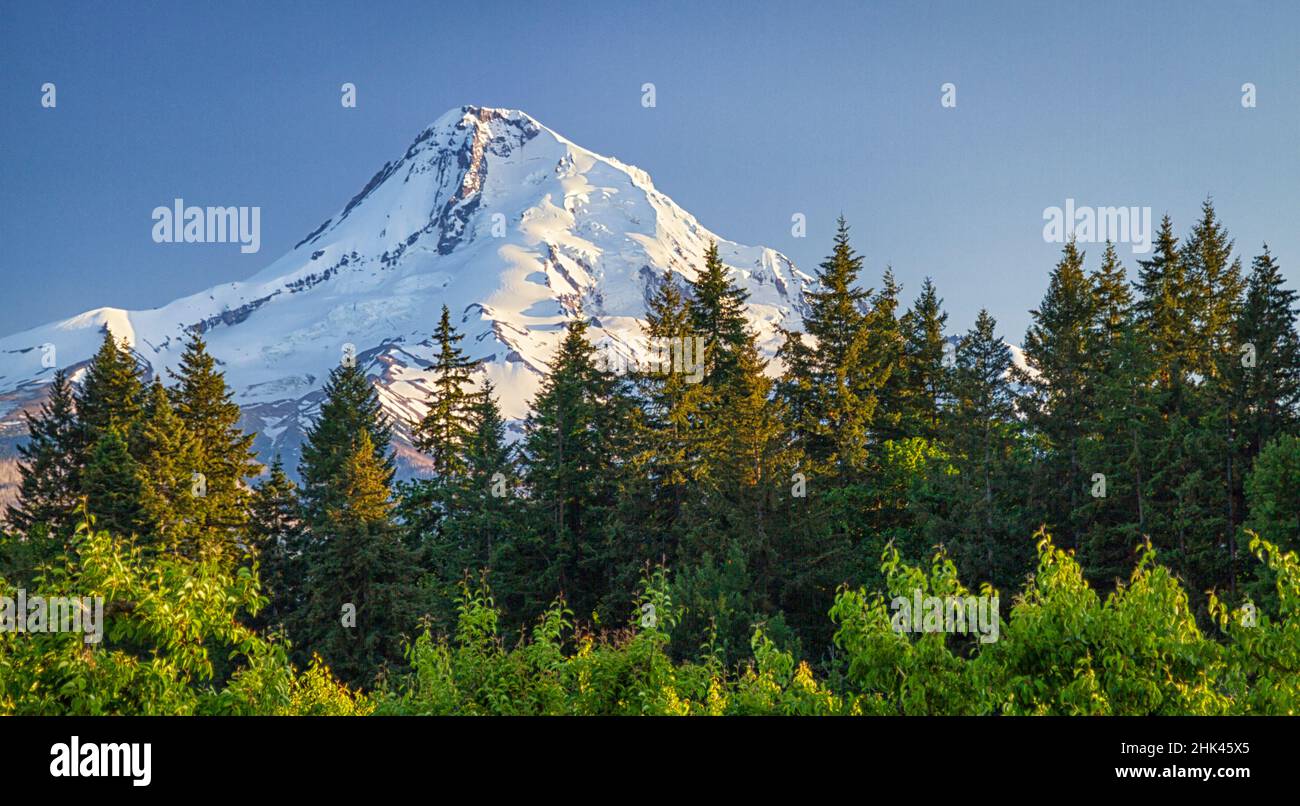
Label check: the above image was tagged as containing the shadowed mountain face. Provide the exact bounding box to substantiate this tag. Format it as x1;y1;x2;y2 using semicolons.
0;105;815;502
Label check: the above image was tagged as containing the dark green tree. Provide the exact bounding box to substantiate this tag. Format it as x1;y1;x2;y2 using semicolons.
299;358;394;526
296;430;420;687
6;369;81;537
246;457;306;633
167;331;259;563
1019;240;1096;551
897;277;949;440
132;378;201;554
687;242;750;387
75;331;143;454
414;305;479;477
928;310;1032;589
81;429;145;538
519;315;640;623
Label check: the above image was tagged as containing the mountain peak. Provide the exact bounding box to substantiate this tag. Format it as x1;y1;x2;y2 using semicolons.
0;103;815;493
433;104;540;128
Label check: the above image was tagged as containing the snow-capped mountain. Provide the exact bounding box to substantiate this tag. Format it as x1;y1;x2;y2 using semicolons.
0;105;815;493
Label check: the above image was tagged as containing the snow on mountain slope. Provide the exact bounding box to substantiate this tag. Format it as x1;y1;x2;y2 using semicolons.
0;106;815;486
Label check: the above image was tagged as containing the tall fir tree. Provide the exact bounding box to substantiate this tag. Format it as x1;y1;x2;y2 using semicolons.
414;305;479;477
296;430;419;686
784;217;873;476
132;378;202;554
423;380;525;631
897;277;949;440
75;331;144;456
246;456;307;633
929;310;1031;589
1019;239;1096;552
863;267;907;442
687;241;751;387
1077;243;1153;586
631;269;703;560
299;358;394;526
1225;247;1300;593
519;315;640;622
167;331;259;563
7;369;81;538
1235;247;1300;464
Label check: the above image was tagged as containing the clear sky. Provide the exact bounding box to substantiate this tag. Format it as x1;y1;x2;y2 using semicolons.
3;0;1299;343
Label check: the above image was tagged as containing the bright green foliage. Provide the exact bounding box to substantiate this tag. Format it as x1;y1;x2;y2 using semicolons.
381;565;840;716
829;545;987;715
0;516;369;716
379;530;1300;715
1210;534;1300;714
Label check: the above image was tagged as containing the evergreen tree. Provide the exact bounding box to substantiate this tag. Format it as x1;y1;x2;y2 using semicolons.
786;217;873;476
520;315;640;622
6;369;81;538
81;429;145;538
1236;247;1300;463
75;331;144;454
1020;240;1096;551
247;457;306;633
929;310;1031;589
863;267;907;442
299;359;394;526
774;325;818;465
1135;215;1195;392
132;378;202;554
1077;244;1152;587
1133;215;1214;589
297;430;419;687
1226;246;1300;592
1183;199;1245;381
631;269;702;561
414;305;479;477
411;379;523;630
682;329;789;655
168;331;258;562
687;242;750;386
897;277;949;440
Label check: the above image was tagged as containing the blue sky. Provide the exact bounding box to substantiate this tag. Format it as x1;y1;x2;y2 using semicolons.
3;0;1299;342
